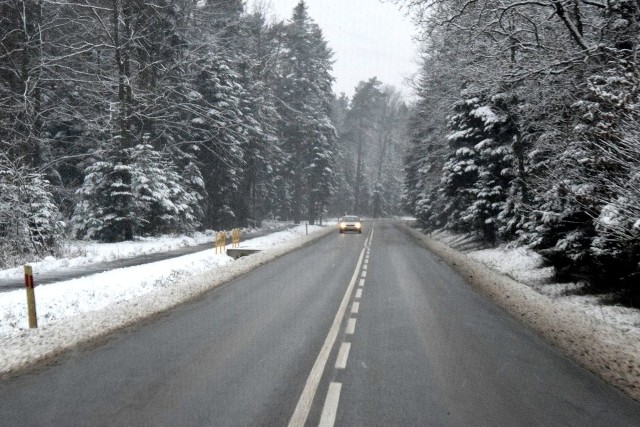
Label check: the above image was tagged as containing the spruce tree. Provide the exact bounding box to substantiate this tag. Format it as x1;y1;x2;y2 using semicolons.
440;92;514;243
276;1;336;223
0;153;64;267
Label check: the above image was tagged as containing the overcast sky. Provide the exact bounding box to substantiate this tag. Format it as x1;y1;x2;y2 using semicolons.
262;0;419;99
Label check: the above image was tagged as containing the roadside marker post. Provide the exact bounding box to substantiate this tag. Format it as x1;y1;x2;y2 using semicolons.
23;265;38;328
231;228;240;248
215;231;227;254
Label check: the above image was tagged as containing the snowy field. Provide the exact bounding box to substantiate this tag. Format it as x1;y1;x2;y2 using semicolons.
0;224;334;376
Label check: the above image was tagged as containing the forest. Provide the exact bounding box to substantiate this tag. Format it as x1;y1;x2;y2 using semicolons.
0;0;408;267
8;0;636;305
400;0;640;303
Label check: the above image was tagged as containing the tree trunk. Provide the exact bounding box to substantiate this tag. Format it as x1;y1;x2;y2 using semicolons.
111;0;134;240
353;130;364;214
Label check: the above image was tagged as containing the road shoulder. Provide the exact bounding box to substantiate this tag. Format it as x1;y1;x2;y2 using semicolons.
399;222;640;402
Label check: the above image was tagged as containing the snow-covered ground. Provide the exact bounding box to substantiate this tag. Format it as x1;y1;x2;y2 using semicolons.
0;233;216;281
0;224;334;376
418;227;640;402
0;221;289;281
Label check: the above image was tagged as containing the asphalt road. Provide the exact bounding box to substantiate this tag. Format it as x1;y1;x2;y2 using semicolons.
1;221;640;426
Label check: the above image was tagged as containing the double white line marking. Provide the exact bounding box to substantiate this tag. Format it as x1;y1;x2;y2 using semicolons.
288;229;372;427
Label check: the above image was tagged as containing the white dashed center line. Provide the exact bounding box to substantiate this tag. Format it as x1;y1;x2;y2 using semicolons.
318;382;342;427
295;226;374;427
287;234;368;427
335;342;351;369
346;318;356;335
351;302;360;314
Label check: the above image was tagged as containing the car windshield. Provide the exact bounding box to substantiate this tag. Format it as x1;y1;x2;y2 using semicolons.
343;216;359;222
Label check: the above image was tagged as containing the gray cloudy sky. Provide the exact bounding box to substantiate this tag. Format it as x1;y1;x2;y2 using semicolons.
263;0;418;98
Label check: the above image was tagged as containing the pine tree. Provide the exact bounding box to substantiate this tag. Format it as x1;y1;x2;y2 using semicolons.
236;8;286;225
371;87;408;218
345;78;384;215
129;142;201;235
440;92;515;243
188;54;246;229
337;79;409;218
527;59;640;288
275;1;336;223
403;69;450;229
73;139;201;240
329;94;354;216
0;153;64;267
72;139;136;241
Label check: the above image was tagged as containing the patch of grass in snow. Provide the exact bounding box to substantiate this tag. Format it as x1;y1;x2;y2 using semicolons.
59;240;90;258
150;270;185;289
430;229;489;253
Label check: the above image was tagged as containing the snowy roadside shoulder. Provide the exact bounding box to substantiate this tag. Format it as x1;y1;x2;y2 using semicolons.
401;224;640;402
0;224;334;378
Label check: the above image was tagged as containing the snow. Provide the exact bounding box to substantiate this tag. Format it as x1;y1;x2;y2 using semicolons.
447;129;472;141
455;147;474;156
0;232;214;280
0;224;334;376
597;202;622;227
470;105;499;125
468;245;555;286
410;226;640;401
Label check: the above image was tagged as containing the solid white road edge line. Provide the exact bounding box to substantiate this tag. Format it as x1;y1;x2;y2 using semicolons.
335;342;351;369
318;382;342;427
287;232;369;427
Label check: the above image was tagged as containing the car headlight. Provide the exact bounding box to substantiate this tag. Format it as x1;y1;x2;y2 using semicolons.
340;222;346;228
355;223;361;228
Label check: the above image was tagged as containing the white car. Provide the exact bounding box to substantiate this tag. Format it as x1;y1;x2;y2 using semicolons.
339;216;362;234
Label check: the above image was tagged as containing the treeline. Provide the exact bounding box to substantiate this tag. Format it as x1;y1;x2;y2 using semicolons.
401;0;640;301
0;0;409;266
332;78;409;219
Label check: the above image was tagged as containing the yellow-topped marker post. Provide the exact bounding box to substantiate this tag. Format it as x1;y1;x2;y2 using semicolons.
24;265;38;328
